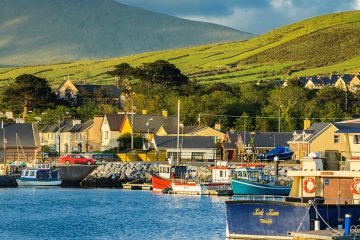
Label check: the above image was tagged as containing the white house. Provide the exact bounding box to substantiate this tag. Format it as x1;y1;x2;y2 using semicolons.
151;136;217;161
100;114;126;151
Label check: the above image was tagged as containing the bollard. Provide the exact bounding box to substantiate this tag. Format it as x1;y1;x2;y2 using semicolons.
274;156;279;181
344;214;351;236
314;220;320;231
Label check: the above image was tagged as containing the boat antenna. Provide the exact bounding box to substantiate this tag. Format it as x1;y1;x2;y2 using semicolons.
16;133;26;162
2;123;6;164
176;100;180;165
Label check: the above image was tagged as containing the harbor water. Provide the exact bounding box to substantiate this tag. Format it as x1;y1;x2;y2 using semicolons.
0;188;228;240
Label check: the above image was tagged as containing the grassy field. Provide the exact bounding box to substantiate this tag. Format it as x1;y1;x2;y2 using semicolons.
1;11;360;88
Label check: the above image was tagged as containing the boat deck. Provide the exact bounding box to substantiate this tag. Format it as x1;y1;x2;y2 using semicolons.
122;183;153;190
290;229;344;240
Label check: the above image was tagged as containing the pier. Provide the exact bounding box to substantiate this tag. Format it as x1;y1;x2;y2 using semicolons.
122;183;153;190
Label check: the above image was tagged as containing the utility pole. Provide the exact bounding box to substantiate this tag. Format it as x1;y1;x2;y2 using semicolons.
58;120;61;156
278;107;281;133
131;98;134;149
177;100;180;165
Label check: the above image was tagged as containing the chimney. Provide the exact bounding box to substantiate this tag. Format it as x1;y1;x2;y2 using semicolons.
142;110;147;115
72;119;81;126
304;119;311;130
162;110;168;117
214;123;221;131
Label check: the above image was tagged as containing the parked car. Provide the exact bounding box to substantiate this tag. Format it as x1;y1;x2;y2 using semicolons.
90;153;119;162
59;154;96;165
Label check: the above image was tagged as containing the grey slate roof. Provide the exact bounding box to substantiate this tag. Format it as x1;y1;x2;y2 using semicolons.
303;122;331;141
298;76;308;85
222;142;237;150
75;84;121;98
105;114;126;131
227;131;239;143
339;74;353;84
238;131;292;147
0;123;38;149
70;120;94;133
132;115;177;134
154;136;216;149
334;122;360;133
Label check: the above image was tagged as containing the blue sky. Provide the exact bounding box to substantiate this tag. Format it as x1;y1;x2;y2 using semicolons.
116;0;360;34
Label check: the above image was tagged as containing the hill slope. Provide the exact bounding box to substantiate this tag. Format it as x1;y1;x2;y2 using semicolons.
1;10;360;86
0;0;253;66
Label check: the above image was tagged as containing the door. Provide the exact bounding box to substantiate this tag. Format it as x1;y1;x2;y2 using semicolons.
323;178;353;204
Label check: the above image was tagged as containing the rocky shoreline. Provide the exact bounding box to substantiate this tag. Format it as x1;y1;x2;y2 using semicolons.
81;162;298;188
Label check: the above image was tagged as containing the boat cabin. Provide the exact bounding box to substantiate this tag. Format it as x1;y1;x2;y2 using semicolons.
234;167;263;181
158;164;186;179
20;169;60;180
210;161;234;183
288;155;360;204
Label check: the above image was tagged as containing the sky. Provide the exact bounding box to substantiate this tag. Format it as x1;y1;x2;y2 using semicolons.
116;0;360;34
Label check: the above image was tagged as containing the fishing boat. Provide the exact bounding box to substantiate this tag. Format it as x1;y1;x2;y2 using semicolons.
16;163;62;186
257;146;294;161
231;167;291;195
225;154;360;239
171;161;234;195
151;163;187;192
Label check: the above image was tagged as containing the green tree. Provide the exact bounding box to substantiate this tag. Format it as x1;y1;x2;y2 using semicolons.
118;133;143;150
2;74;56;119
107;63;137;96
234;112;252;131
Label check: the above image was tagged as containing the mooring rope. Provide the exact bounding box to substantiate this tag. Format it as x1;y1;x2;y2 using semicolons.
310;201;342;235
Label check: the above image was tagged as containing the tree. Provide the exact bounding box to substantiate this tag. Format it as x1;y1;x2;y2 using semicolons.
234;112;253;131
118;133;143;150
137;60;188;88
2;74;56;119
107;63;137;97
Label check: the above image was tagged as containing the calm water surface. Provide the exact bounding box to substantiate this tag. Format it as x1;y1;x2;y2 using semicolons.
0;188;229;240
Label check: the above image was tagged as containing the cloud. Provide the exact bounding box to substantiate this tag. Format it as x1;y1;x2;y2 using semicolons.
353;0;360;9
270;0;293;10
116;0;359;34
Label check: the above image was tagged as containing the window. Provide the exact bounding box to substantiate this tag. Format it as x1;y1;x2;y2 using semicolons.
354;135;360;144
191;152;205;160
334;135;341;144
25;171;29;176
30;171;35;177
104;131;109;139
220;171;223;177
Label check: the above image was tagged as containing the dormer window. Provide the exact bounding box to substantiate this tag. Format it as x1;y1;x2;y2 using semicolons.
354;135;360;144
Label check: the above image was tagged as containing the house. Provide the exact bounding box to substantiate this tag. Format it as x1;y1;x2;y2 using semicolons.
349;74;360;92
56;79;121;106
334;74;353;91
41;117;103;154
222;130;240;161
151;136;217;161
0;123;41;162
304;76;324;89
238;131;293;154
100;114;130;151
288;121;360;161
157;125;225;142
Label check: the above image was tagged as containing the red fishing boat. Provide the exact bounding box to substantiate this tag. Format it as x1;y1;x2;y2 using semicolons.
151;164;187;192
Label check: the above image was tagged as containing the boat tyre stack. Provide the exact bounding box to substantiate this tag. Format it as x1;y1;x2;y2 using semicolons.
303;177;316;194
351;178;360;195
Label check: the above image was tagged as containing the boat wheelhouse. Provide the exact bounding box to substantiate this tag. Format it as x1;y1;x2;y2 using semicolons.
16;166;62;186
151;164;186;192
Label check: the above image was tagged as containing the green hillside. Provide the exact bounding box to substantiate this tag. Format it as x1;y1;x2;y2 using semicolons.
1;10;360;87
0;0;253;66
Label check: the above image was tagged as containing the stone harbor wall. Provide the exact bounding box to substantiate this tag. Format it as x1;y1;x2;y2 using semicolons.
81;162;299;188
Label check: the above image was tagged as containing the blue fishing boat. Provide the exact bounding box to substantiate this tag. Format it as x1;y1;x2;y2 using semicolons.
225;156;360;239
231;167;291;195
257;146;294;161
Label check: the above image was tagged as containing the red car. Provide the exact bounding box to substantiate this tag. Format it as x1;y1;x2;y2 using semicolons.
59;154;96;165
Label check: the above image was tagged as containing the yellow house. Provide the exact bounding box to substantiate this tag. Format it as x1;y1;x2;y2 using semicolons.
349;75;360;93
334;74;353;91
156;125;225;142
288;121;360;161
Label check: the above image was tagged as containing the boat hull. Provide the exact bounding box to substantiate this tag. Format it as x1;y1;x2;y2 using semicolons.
231;179;291;195
16;179;62;186
226;200;360;238
151;174;172;192
171;182;208;195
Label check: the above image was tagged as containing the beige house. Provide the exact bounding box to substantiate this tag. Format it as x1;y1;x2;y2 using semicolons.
334;74;353;91
157;125;224;142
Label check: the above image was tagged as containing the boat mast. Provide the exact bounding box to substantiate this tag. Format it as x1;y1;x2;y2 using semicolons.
2;122;6;164
176;100;180;165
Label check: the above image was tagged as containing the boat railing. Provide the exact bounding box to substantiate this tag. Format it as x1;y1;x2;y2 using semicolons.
314;197;360;205
232;195;287;202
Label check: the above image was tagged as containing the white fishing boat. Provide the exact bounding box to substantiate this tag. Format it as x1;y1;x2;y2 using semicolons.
16;164;62;186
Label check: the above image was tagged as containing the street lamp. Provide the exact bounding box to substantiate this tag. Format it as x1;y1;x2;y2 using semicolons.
146;118;153;149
